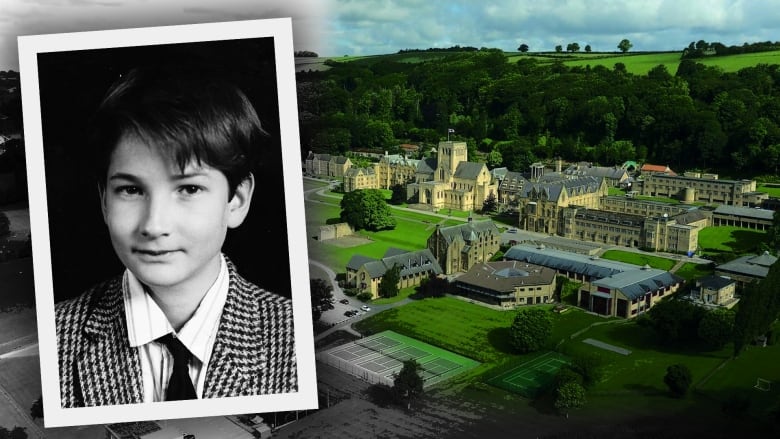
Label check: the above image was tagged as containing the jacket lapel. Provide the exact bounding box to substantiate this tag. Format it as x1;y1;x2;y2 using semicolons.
203;260;265;398
77;277;144;406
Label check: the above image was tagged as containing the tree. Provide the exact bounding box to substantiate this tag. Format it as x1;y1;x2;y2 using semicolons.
698;308;735;349
415;274;449;298
393;359;423;409
389;183;407;205
566;42;580;52
647;298;706;344
555;45;563;53
518;43;529;53
9;428;26;439
481;192;498;214
0;212;9;238
554;381;586;411
509;308;552;354
378;264;401;298
339;189;397;231
30;396;43;419
617;38;633;53
568;352;604;387
734;258;780;356
310;278;335;323
584;44;592;53
664;364;692;398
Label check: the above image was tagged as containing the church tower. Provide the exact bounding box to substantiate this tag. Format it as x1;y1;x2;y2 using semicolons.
436;140;467;183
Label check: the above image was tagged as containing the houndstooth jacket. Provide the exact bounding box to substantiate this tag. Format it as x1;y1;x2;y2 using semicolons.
55;258;297;408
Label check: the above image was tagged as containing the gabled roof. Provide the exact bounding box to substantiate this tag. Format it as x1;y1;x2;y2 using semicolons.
453;161;486;180
641;163;676;175
358;248;443;279
344;167;375;177
697;275;735;290
593;269;682;300
347;254;378;271
672;209;708;225
564;164;628;180
435;219;500;245
520;176;603;201
416;157;437;174
499;171;526;191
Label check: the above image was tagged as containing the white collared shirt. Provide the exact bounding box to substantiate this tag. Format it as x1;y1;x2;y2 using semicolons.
122;254;229;402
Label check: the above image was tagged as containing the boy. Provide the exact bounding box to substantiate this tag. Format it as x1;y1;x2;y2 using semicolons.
55;66;297;407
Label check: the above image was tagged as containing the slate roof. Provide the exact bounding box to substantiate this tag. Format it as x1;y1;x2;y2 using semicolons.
672;209;709;225
521;176;603;201
456;260;556;294
713;205;775;221
453;161;486;180
416;157;437;174
344;167;375;177
347;254;378;271
697;274;736;290
504;244;634;279
564;164;627;181
436;219;500;245
499;171;527;192
716;252;778;278
592;269;683;300
380;154;421;167
356;248;443;279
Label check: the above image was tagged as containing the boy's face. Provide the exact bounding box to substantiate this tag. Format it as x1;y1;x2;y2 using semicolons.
101;135;252;296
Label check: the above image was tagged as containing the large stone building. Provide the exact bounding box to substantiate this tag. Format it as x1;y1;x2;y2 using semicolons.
638;172;767;206
714;251;778;291
517;175;608;235
304;151;352;179
409;141;498;212
503;244;683;318
563;162;630;187
455;260;557;308
427;217;501;275
345;248;443;299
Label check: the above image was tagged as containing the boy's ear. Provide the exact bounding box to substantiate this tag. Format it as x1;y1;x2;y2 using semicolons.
227;173;255;229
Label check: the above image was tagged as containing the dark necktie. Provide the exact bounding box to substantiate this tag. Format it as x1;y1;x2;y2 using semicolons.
156;333;197;401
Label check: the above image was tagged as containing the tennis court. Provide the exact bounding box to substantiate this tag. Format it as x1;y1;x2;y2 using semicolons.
487;351;571;397
317;330;480;388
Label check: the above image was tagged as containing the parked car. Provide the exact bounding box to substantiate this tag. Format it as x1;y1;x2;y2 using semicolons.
361;305;371;312
339;298;350;305
344;310;357;317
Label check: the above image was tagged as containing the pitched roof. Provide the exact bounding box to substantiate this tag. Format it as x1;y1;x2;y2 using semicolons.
697;275;735;290
454;161;487;180
593;269;683;300
359;248;443;279
504;244;633;279
641;163;675;175
344;167;375;177
716;252;777;278
435;219;500;245
713;205;774;221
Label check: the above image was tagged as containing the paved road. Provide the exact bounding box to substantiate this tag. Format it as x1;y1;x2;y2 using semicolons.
0;341;45;438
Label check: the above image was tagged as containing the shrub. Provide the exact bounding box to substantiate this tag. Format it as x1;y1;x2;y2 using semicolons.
664;364;692;398
356;292;373;302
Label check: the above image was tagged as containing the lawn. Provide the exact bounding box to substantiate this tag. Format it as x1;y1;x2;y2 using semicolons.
757;183;780;197
599;249;676;271
354;298;607;365
372;285;416;305
698;226;766;255
674;262;714;282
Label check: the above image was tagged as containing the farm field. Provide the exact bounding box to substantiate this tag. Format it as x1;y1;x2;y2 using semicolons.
599;249;676;270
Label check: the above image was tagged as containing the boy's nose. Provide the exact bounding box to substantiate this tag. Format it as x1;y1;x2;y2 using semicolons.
139;195;171;237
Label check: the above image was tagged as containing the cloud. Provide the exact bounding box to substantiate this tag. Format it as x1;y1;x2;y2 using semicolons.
326;0;780;55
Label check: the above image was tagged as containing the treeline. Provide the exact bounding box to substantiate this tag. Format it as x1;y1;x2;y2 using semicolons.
682;40;780;59
295;50;319;57
296;49;780;175
398;45;480;54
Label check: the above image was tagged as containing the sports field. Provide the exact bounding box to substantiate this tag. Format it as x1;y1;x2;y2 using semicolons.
486;351;570;398
317;330;480;388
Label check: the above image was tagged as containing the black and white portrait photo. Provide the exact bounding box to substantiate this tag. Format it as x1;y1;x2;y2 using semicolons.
18;18;317;428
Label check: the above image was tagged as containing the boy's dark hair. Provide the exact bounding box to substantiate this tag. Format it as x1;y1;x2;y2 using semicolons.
89;66;268;198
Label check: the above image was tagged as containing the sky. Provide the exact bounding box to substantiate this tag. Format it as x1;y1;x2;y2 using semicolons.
326;0;780;56
0;0;331;71
2;0;780;69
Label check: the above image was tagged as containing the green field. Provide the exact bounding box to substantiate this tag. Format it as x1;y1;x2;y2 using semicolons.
673;262;714;281
329;49;780;76
698;226;766;254
757;183;780;197
599;249;676;271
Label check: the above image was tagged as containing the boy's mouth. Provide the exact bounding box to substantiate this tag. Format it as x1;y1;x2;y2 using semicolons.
133;248;178;257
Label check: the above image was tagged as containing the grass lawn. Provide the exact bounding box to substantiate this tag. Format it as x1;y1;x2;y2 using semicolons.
559;321;731;396
698;226;766;255
600;249;676;270
674;262;714;281
757;183;780;197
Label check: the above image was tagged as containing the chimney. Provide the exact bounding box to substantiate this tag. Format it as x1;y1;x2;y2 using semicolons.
556;158;562;173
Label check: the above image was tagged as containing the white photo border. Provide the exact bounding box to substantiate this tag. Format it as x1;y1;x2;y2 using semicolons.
18;18;318;428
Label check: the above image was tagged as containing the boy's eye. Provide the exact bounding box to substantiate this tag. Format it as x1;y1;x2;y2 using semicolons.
179;185;203;195
116;185;142;196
